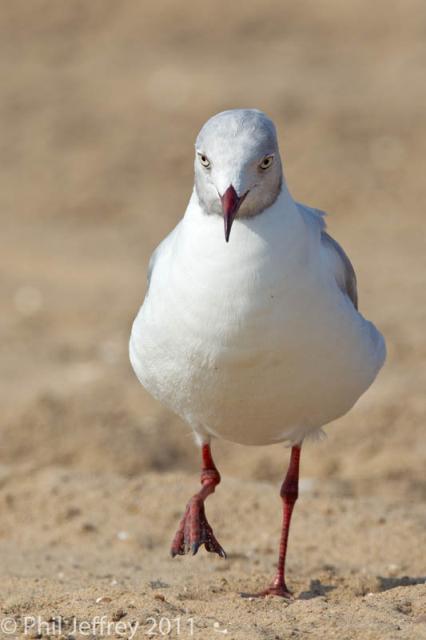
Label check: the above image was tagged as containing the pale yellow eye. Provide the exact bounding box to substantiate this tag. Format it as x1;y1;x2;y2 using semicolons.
198;153;211;168
259;155;274;170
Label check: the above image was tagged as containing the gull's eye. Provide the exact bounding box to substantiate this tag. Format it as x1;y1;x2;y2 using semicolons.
259;155;274;170
198;153;211;168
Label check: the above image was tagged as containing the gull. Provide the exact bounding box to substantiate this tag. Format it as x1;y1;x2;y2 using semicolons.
129;109;386;597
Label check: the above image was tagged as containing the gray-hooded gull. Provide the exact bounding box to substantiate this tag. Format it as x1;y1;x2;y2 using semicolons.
129;109;386;597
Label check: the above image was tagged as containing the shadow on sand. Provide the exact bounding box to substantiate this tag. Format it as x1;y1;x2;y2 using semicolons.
377;576;426;592
299;579;336;600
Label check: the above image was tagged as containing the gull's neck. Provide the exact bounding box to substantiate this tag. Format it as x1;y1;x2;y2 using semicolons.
182;181;306;254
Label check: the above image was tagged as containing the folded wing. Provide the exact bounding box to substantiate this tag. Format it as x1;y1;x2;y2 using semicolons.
296;202;358;310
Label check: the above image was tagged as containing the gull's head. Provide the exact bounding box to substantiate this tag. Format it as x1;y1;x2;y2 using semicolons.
194;109;283;242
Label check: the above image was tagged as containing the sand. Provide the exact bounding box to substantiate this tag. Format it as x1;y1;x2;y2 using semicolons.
1;1;425;638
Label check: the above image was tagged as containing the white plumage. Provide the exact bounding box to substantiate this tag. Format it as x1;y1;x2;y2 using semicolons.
130;110;385;447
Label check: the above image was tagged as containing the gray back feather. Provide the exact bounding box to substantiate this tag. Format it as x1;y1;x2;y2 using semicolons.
295;202;358;310
321;231;358;309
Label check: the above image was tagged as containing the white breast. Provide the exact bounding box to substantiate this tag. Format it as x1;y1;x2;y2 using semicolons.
130;190;385;445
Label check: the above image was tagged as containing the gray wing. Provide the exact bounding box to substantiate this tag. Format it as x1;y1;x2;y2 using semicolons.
146;221;181;290
295;202;358;310
321;231;358;310
147;247;158;287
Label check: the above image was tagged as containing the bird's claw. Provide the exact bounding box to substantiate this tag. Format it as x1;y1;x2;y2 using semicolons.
170;497;226;559
240;584;293;599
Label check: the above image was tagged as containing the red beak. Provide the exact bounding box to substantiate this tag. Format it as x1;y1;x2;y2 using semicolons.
220;185;247;242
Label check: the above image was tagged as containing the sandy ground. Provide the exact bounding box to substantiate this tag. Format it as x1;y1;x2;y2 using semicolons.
1;1;425;638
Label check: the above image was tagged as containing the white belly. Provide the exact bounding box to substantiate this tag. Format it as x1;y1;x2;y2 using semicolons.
130;210;385;445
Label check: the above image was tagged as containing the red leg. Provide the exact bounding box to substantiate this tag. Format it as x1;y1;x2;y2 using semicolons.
171;443;226;558
246;445;301;598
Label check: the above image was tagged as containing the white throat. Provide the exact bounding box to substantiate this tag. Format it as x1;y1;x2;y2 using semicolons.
180;183;307;264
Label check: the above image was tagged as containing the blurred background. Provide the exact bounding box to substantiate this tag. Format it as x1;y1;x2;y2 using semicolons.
0;1;425;634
